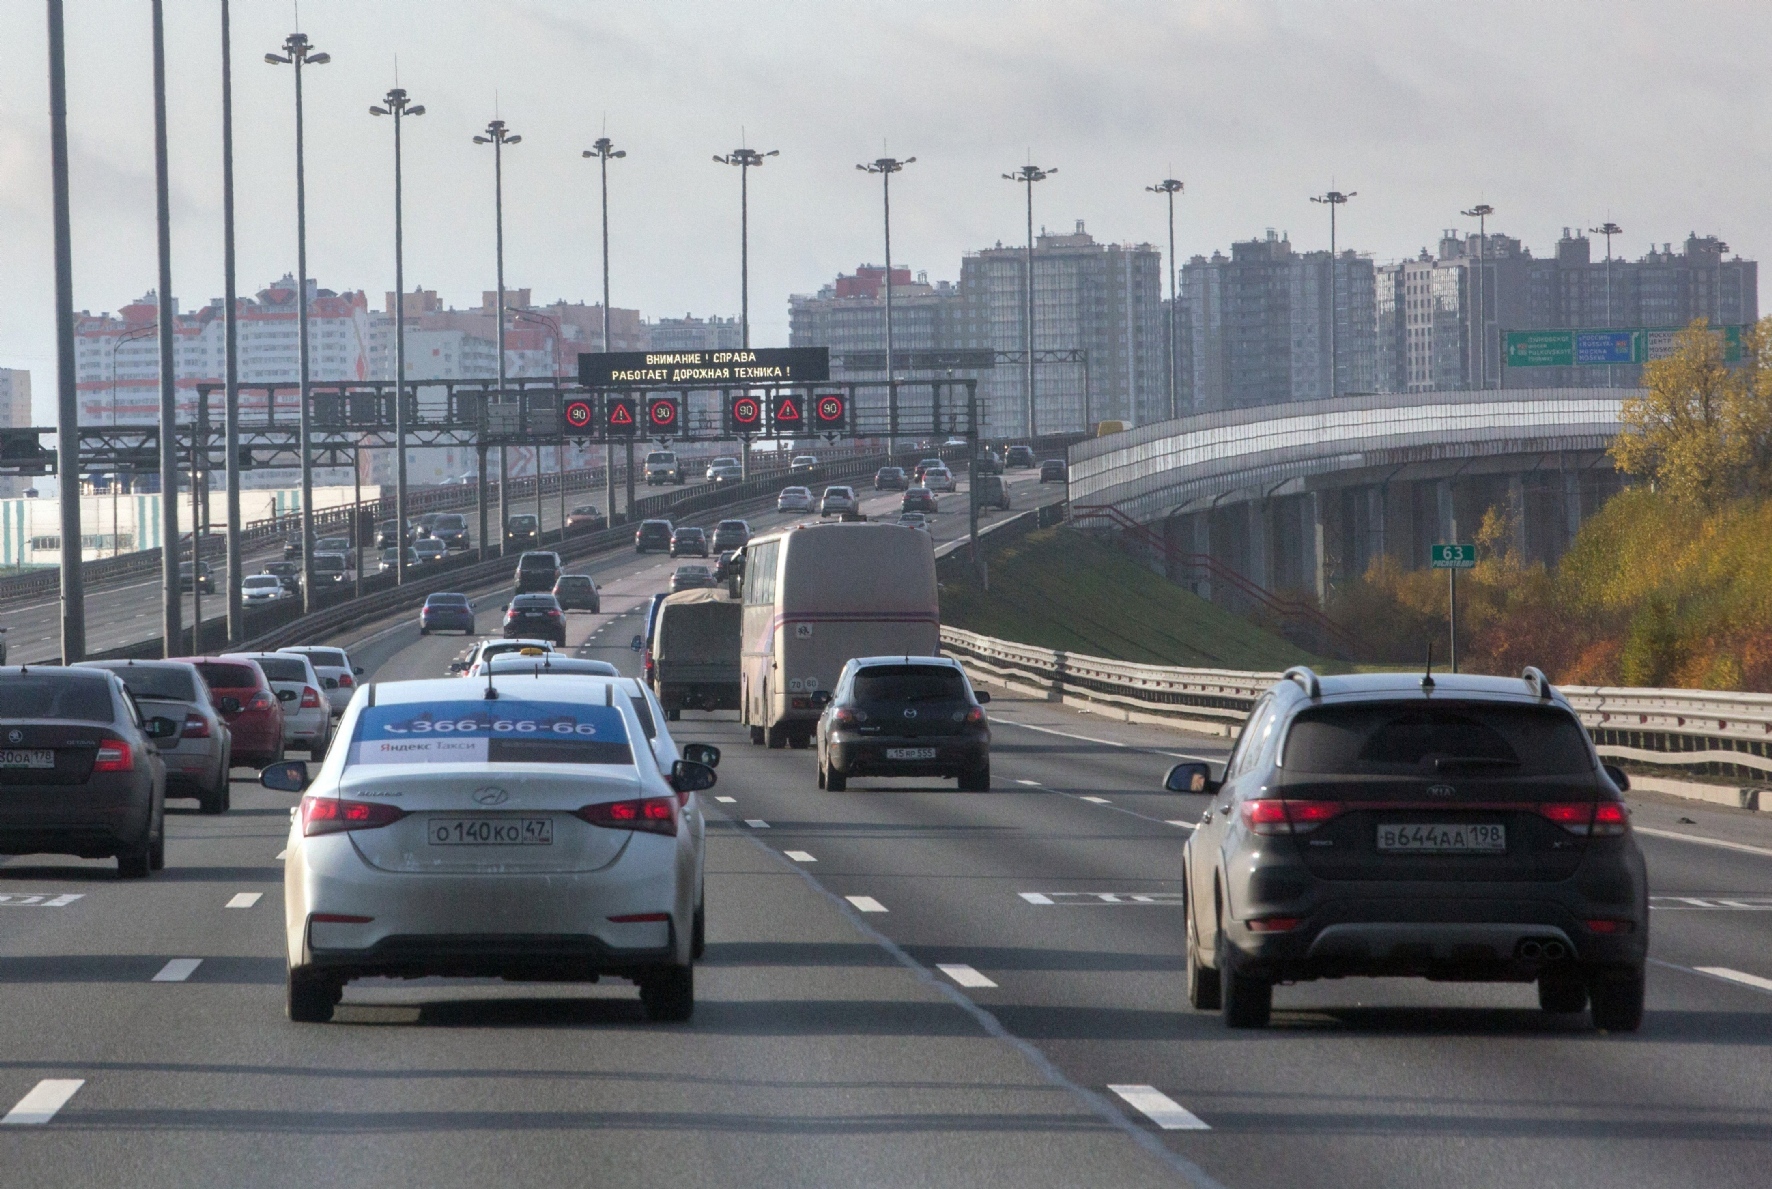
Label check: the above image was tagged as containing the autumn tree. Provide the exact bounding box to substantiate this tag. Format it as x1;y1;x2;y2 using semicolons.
1611;317;1772;506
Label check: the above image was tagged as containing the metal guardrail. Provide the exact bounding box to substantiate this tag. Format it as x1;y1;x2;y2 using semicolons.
938;627;1772;783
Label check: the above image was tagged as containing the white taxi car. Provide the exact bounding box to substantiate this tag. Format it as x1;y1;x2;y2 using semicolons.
268;675;716;1023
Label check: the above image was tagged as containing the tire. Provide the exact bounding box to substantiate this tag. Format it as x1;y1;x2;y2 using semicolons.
749;726;765;746
287;966;339;1023
1218;925;1271;1028
825;763;847;792
149;814;166;871
639;964;694;1022
1185;898;1222;1010
692;899;706;961
788;731;810;750
420;627;430;636
666;708;681;721
958;762;990;791
1588;967;1646;1032
116;836;151;880
198;775;227;815
767;724;787;749
1538;969;1589;1014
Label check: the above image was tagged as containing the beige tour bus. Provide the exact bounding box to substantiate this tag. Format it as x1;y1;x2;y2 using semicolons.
740;522;940;748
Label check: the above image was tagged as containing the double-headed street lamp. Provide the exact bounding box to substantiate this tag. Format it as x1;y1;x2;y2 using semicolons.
1310;188;1356;400
858;156;915;449
265;31;329;611
474;119;520;554
714;147;778;348
370;86;424;584
1461;203;1494;390
583;137;625;518
1003;164;1054;439
1146;178;1184;420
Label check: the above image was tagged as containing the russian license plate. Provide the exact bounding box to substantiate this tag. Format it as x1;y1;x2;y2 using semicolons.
429;817;554;846
886;748;937;761
1377;822;1506;853
0;750;55;770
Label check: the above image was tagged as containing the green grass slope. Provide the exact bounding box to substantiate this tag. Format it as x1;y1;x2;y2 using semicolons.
941;526;1326;672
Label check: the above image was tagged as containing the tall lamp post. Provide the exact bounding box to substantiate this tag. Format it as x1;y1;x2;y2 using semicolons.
1003;164;1054;440
265;30;329;612
370;85;423;585
47;0;83;661
583;137;625;522
220;0;244;642
1310;188;1356;400
857;156;915;449
151;0;183;655
1589;221;1623;386
1146;178;1184;420
1462;204;1494;390
474;119;520;555
716;146;776;483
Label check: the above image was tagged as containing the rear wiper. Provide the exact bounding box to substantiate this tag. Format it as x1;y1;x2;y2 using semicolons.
1432;756;1521;770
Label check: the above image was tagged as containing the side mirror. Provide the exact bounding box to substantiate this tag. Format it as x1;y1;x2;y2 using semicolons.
809;690;833;709
974;690;991;704
1603;764;1631;793
276;688;296;702
261;759;310;792
630;635;645;651
218;696;242;715
681;742;721;769
669;759;717;794
353;666;365;676
448;661;466;673
1164;761;1216;795
502;603;510;612
144;716;180;740
323;677;339;690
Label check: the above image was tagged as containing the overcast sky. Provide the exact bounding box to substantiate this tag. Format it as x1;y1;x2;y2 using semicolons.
3;1;1768;421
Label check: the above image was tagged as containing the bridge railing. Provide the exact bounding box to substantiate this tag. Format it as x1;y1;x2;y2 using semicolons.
938;626;1772;787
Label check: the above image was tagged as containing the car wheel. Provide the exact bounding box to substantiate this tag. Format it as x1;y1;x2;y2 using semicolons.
749;725;765;746
1184;893;1222;1010
420;627;430;636
1538;969;1589;1014
116;835;151;880
825;763;847;792
287;966;339;1023
958;761;990;791
692;899;706;961
1588;966;1646;1032
1218;921;1271;1028
199;776;227;815
639;964;694;1022
149;813;166;871
766;724;788;749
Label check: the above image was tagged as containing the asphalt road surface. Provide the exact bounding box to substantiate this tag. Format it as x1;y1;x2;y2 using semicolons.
6;467;1769;1187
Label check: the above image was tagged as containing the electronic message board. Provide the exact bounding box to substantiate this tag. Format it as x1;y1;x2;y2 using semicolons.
578;347;829;386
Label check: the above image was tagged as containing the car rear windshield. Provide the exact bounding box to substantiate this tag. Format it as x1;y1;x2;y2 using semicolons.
853;666;967;704
425;594;469;607
0;676;114;722
243;576;280;588
108;665;197;702
555;576;591;587
252;657;309;683
195;663;260;690
292;649;348;668
513;595;557;608
518;555;558;569
347;698;632;767
1281;702;1594;778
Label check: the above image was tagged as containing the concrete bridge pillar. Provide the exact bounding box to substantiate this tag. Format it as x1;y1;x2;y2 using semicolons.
1507;473;1528;561
1366;486;1387;574
1191;512;1211;602
1246;500;1270;590
1563;469;1583;546
1309;490;1328;605
1435;479;1458;544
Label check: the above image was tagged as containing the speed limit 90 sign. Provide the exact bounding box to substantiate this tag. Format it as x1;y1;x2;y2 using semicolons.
813;392;847;429
563;399;595;432
725;392;763;435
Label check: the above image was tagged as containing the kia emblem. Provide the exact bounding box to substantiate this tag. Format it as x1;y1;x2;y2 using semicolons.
903;708;917;719
472;787;510;806
1426;783;1455;798
6;729;21;745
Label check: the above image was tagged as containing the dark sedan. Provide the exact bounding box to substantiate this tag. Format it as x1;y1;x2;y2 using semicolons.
874;466;908;491
815;657;991;791
635;519;674;554
669;565;717;593
262;561;301;594
566;504;607;533
0;667;177;877
419;592;476;635
711;519;752;553
670;526;710;558
902;487;938;514
502;593;567;646
504;515;540;550
553;574;600;612
1039;458;1068;482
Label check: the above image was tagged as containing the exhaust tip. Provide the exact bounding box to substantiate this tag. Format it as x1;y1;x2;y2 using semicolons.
1542;940;1568;960
1516;940;1544;960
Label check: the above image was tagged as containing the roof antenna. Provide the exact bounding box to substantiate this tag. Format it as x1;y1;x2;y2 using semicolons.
484;666;498;700
1421;641;1436;690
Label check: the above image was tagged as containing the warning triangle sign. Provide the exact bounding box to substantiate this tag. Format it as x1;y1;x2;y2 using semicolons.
776;396;802;422
609;404;634;425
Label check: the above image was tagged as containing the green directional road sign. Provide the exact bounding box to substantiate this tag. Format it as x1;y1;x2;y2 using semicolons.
1505;331;1575;368
1506;325;1745;368
1431;543;1476;569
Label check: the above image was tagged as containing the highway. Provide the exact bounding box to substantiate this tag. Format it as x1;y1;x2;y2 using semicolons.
4;468;1771;1187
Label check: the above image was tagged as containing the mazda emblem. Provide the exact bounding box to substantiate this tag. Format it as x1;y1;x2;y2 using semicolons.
903;708;917;719
472;787;510;806
1426;783;1455;798
5;729;21;745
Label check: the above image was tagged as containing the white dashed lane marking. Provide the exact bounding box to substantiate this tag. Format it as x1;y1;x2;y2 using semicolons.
152;959;202;983
783;851;817;863
1080;796;1110;804
744;819;770;829
1015;779;1041;786
714;796;736;804
1165;820;1197;830
1020;891;1185;906
1109;1085;1210;1131
225;893;262;909
1;1079;84;1126
937;963;997;988
1636;826;1772;860
0;894;82;908
1019;892;1055;905
845;896;888;913
1697;966;1772;993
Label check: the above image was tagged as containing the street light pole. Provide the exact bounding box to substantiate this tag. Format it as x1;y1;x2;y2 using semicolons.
713;147;779;350
110;323;156;557
152;0;182;656
1589;221;1623;387
47;0;84;662
858;157;915;449
266;31;329;612
372;86;424;585
1462;204;1493;390
1003;165;1054;440
1147;178;1184;420
1310;189;1356;400
475;119;520;555
583;137;625;525
220;0;243;642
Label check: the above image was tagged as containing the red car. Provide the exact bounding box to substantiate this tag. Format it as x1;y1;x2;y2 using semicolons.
179;656;285;768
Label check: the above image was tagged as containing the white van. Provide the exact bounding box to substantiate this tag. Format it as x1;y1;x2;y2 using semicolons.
740;522;939;748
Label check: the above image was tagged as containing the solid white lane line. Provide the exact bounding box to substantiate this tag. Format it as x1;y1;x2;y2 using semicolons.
995;717;1222;762
1696;966;1772;993
714;796;736;804
1109;1084;1210;1131
744;819;770;829
152;959;202;983
846;895;888;913
2;1079;84;1126
1636;826;1772;860
225;892;262;909
783;850;817;862
937;963;998;988
1019;892;1055;905
1165;820;1197;830
1081;796;1111;804
1015;779;1042;786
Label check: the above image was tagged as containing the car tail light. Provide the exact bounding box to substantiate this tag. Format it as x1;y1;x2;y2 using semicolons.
1584;918;1636;934
1240;799;1344;835
964;705;986;725
1246;917;1301;933
338;673;354;688
246;690;274;713
576;796;677;836
1539;801;1629;836
546;610;561;619
1283;800;1344;833
300;686;322;709
833;707;860;727
301;796;407;836
94;740;133;773
182;714;210;739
